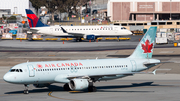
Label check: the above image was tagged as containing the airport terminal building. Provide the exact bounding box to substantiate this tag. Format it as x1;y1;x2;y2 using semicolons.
108;0;180;21
0;0;35;17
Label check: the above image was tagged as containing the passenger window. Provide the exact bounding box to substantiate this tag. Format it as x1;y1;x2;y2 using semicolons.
19;69;22;72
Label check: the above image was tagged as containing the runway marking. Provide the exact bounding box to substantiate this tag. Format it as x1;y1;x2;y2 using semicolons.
48;91;82;101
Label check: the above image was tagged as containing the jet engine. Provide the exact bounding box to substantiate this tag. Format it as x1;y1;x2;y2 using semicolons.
83;35;95;40
33;83;50;88
69;79;89;90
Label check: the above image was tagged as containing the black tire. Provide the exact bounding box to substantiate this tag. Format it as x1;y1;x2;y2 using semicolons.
24;90;29;94
88;86;97;92
63;83;71;91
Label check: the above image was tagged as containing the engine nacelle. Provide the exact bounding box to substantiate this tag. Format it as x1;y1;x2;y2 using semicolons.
69;79;89;91
33;83;50;88
84;35;95;40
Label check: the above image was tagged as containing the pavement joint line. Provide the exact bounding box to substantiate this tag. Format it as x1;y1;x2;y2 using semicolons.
48;91;83;101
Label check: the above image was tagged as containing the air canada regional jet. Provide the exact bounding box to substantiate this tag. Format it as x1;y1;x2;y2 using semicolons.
25;9;132;41
3;26;160;94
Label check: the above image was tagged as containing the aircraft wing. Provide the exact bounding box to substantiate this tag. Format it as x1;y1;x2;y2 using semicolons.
61;27;98;37
66;72;154;80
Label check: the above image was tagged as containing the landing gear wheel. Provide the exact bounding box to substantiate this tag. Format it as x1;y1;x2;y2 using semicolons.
24;90;29;94
88;86;97;92
63;83;71;91
76;38;82;42
24;84;29;94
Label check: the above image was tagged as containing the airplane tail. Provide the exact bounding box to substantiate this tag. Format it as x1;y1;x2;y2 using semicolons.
25;9;49;28
128;26;157;59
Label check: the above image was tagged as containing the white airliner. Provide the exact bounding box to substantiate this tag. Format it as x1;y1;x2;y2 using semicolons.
26;9;132;41
3;26;160;94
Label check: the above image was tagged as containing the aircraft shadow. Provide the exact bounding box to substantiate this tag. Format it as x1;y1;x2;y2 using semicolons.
4;85;65;94
4;82;173;94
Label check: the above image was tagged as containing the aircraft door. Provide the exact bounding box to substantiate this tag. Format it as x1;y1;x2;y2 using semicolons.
50;28;53;34
27;64;35;77
130;60;137;72
114;27;118;33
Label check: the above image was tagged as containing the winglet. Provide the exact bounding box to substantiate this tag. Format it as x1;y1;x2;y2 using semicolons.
152;69;157;75
61;27;67;33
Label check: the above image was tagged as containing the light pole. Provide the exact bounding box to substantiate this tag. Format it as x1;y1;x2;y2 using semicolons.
170;0;172;20
90;0;92;24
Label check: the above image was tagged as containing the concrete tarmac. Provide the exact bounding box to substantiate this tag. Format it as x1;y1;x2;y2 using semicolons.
0;74;180;101
0;35;175;52
0;35;180;101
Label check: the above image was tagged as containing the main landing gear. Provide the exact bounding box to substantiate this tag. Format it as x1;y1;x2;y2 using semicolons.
24;84;29;94
88;81;97;92
88;86;97;92
75;38;82;42
117;36;120;41
63;83;71;91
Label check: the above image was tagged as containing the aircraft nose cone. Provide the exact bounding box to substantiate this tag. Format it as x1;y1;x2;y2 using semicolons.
129;31;133;35
127;31;133;35
3;73;12;83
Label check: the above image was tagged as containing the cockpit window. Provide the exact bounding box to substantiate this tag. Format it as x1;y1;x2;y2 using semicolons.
121;27;126;29
10;69;15;72
16;69;19;72
10;69;23;72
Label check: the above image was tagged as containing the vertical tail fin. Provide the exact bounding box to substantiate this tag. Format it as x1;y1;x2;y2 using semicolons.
128;26;157;59
25;9;49;28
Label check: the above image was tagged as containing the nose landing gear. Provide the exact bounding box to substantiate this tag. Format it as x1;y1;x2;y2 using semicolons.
24;84;29;94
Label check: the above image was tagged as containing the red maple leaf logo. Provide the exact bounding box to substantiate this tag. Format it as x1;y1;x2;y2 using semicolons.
141;39;153;53
37;64;43;69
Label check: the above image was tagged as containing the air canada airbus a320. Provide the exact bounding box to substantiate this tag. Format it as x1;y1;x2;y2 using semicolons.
4;26;160;94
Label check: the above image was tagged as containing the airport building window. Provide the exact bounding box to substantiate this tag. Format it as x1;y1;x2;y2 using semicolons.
167;22;172;25
121;23;127;26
